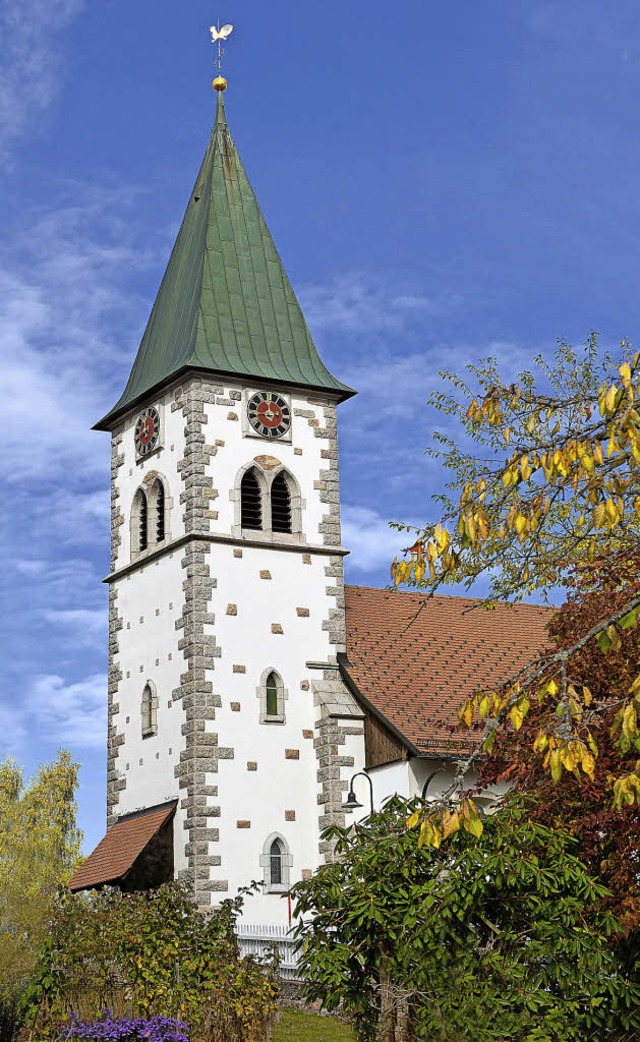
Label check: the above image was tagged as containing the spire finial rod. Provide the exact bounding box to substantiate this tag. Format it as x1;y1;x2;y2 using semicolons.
210;20;233;92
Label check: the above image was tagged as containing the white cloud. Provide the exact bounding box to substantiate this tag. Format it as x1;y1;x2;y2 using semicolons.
26;673;106;748
0;0;85;164
299;273;437;335
342;504;413;574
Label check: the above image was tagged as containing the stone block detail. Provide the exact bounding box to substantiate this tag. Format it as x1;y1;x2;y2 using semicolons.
227;411;238;421
237;820;251;829
227;604;238;615
285;749;300;760
247;761;258;771
260;570;272;579
233;548;243;558
300;680;310;691
271;623;283;634
296;607;310;617
230;702;241;712
285;810;296;822
302;554;311;565
301;869;313;881
233;664;246;674
303;729;314;739
294;447;303;456
106;582;125;826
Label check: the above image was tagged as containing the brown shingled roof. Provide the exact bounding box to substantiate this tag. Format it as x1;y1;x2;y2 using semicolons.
68;801;177;892
344;585;551;755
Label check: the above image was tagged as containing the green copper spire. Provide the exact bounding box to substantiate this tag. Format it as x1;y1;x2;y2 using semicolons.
96;93;354;430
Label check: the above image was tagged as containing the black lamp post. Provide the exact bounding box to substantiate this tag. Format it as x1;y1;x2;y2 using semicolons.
343;771;374;815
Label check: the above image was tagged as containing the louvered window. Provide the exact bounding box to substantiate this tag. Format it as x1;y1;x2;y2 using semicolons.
270;838;283;885
138;491;148;551
271;474;292;533
155;482;165;542
241;470;262;529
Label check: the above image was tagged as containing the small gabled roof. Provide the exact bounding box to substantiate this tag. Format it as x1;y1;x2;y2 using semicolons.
96;94;353;430
343;585;552;755
68;801;177;892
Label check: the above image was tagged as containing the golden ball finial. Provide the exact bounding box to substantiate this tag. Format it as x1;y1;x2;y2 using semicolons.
213;75;227;92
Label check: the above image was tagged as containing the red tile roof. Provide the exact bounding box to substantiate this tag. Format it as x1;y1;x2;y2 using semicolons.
68;802;177;892
344;585;551;754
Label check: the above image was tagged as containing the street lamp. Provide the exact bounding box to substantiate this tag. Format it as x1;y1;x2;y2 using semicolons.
343;772;374;816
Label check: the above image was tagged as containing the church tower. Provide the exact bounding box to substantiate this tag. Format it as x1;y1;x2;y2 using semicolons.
90;84;365;915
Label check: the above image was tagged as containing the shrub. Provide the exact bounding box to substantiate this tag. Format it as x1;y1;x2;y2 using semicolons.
26;882;277;1042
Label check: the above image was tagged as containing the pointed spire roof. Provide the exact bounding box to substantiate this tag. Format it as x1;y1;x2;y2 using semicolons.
96;94;354;430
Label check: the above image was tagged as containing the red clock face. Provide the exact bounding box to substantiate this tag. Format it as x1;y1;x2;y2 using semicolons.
247;391;291;439
134;407;161;456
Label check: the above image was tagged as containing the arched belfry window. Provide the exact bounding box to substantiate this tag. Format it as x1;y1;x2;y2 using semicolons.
154;480;166;543
260;832;292;892
241;469;262;530
271;473;292;534
266;672;279;718
132;489;149;554
141;682;158;738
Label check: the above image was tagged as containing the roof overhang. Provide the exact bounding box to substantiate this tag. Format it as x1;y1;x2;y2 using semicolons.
68;801;177;892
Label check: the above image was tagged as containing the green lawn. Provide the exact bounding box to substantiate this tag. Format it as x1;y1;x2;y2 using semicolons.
274;1009;355;1041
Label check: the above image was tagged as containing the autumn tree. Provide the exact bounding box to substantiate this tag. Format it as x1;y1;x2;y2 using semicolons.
0;751;82;995
482;553;640;931
391;336;640;843
292;796;640;1042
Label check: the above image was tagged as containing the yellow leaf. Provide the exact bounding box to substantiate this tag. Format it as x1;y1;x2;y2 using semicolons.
581;749;596;782
550;748;563;782
406;810;420;829
442;809;461;839
587;731;598;757
583;686;593;707
547;679;558;696
510;704;524;730
478;695;491;721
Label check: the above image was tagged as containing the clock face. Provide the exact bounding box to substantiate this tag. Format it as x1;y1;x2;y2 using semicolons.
247;391;291;439
134;407;161;457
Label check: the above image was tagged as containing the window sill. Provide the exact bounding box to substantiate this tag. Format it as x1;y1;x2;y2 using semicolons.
261;715;286;725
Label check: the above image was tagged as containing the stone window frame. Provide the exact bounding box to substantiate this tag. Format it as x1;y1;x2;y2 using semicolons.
231;460;305;543
257;667;287;724
130;471;173;561
259;831;293;892
141;680;159;738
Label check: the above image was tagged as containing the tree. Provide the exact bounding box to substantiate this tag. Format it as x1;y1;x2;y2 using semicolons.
482;553;640;931
390;337;640;842
0;751;82;994
292;797;640;1042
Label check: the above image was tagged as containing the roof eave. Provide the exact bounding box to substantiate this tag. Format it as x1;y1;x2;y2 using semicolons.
94;365;356;432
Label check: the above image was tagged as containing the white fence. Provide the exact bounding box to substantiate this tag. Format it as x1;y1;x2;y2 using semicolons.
236;922;302;980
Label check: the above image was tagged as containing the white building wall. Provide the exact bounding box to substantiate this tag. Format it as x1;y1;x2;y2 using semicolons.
106;373;357;915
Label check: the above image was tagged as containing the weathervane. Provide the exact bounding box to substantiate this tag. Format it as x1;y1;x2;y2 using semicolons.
210;21;233;92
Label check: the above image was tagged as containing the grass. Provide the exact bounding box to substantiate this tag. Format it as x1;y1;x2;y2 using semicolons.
274;1009;355;1041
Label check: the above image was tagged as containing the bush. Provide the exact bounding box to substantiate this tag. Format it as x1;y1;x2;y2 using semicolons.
25;882;277;1042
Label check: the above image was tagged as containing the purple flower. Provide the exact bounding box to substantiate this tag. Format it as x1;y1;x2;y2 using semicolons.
59;1012;189;1042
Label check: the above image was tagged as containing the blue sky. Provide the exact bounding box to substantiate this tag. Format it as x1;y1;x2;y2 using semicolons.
3;0;640;852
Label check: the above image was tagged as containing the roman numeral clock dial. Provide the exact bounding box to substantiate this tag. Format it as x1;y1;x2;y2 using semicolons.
134;406;161;457
247;391;291;439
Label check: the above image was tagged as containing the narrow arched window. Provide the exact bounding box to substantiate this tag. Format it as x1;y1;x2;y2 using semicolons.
270;838;283;886
141;683;157;737
155;482;165;543
241;470;262;529
271;473;292;533
259;670;285;723
133;489;149;553
260;833;291;891
266;672;279;717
